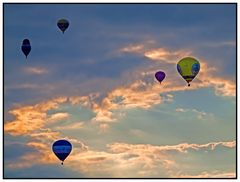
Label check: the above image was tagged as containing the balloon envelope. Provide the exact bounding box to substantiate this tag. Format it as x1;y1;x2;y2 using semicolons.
21;39;31;58
52;140;72;164
177;57;200;86
57;19;69;33
155;71;166;84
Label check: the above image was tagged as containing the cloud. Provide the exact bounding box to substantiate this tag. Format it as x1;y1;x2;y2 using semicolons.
6;138;88;169
176;108;188;112
7;141;56;169
174;171;236;178
5;97;67;136
4;95;91;170
192;109;208;120
69;95;95;106
129;129;146;138
120;44;145;53
120;43;191;64
119;43;236;97
7;160;35;169
4;95;94;156
62;140;236;177
47;112;69;123
221;141;236;148
109;81;162;110
6;43;235;131
144;48;192;63
5;47;235;133
88;61;225;126
5;100;236;178
29;130;60;141
200;40;236;48
98;123;110;132
4;40;236;176
89;80;162;128
5;90;234;176
197;61;236;97
108;141;236;154
12;139;228;177
23;67;48;75
92;109;117;123
176;107;213;120
53;122;85;131
6;83;42;90
88;80;163;126
88;60;234;127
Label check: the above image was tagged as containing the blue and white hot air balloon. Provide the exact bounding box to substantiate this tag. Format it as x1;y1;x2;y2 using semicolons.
52;139;72;165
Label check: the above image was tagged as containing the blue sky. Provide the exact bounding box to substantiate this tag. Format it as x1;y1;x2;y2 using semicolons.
4;3;236;178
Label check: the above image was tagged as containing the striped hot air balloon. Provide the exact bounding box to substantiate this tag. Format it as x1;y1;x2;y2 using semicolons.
177;57;200;86
52;139;72;165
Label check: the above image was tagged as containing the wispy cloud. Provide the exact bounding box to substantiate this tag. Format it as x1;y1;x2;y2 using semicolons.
5;91;234;175
144;48;192;63
53;122;85;131
174;171;236;178
6;83;42;90
129;129;146;138
108;141;236;154
5;45;236;133
29;130;60;141
4;94;235;175
192;109;208;120
119;43;236;97
4;40;236;177
47;112;69;123
120;44;145;53
7;138;235;177
176;108;187;112
88;59;234;127
176;107;213;120
23;67;48;75
200;40;236;48
4;96;90;168
89;80;162;128
120;43;191;63
197;62;236;97
88;60;234;127
5;43;236;131
5;97;67;136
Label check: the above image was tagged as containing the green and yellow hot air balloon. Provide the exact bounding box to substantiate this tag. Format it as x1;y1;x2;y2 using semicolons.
177;57;200;86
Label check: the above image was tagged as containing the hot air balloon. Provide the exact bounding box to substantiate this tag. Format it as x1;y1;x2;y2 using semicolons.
177;57;200;86
57;19;69;34
52;140;72;165
155;71;166;84
21;39;31;59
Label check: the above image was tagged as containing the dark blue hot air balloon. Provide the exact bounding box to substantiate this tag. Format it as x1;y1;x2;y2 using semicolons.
21;39;31;59
57;19;69;34
52;139;72;165
155;71;166;84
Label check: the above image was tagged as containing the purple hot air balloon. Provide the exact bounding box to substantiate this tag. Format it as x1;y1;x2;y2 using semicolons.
155;71;166;84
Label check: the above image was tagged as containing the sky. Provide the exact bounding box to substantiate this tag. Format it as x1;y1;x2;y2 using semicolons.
3;3;236;178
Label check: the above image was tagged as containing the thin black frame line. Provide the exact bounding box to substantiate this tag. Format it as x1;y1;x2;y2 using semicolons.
235;2;238;180
2;2;238;4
